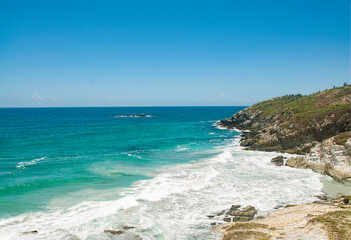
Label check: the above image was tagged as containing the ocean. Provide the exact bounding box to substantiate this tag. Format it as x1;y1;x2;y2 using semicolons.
0;107;339;239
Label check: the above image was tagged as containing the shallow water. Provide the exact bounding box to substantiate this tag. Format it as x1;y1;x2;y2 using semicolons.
0;107;348;239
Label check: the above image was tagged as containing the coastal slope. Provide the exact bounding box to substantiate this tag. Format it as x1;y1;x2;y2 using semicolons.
220;85;350;154
219;85;351;182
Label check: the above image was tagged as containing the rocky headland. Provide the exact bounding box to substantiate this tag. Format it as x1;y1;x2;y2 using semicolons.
219;85;351;182
215;85;351;239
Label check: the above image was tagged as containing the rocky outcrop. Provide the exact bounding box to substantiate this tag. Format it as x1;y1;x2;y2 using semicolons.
219;86;350;154
220;86;351;181
215;196;351;240
224;205;257;222
285;133;351;182
207;205;258;225
271;156;284;166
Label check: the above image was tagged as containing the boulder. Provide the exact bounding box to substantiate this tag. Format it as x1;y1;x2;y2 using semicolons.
227;205;257;221
230;205;241;211
285;157;306;168
271;156;284;166
216;210;226;216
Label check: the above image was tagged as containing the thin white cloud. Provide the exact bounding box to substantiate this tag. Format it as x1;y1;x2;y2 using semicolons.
33;93;43;101
210;93;229;100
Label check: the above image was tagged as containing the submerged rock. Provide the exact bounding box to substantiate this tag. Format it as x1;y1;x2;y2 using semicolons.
22;230;38;234
122;225;136;230
316;195;328;201
115;114;154;118
216;210;226;216
104;229;124;234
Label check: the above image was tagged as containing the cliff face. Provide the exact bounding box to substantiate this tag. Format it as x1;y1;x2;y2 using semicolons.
220;86;351;154
286;132;351;182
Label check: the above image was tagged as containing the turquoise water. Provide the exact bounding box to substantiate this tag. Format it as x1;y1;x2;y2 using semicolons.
0;107;330;239
0;107;243;218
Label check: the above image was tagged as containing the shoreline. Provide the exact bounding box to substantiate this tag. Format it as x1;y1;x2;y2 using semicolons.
218;122;351;193
215;197;351;240
1;118;349;239
1;124;332;239
214;123;351;239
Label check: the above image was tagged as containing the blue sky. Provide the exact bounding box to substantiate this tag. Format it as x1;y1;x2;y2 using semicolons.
0;0;349;107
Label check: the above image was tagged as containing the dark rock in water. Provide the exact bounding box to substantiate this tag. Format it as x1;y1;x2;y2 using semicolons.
210;222;217;226
230;205;241;211
271;156;284;166
115;114;153;118
122;225;136;230
104;229;124;234
223;217;232;222
284;204;297;208
230;205;257;218
132;234;143;240
274;205;284;209
314;200;333;205
242;206;256;212
217;210;226;216
316;195;328;201
222;205;258;222
206;215;215;218
22;230;38;234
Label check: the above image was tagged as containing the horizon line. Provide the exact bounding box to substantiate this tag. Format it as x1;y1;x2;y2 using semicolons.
0;105;249;109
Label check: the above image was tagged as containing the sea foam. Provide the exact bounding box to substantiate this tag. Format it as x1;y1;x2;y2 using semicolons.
16;157;46;169
0;138;324;240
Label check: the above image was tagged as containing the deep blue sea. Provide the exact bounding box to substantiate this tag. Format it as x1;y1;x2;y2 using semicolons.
0;107;335;239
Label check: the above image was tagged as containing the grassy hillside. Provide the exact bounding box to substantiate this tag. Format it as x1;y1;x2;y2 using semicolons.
220;85;351;153
250;85;350;129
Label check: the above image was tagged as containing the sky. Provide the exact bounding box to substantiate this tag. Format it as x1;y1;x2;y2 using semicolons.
0;0;350;107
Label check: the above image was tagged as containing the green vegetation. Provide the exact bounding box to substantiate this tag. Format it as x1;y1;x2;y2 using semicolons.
222;223;272;240
225;223;268;231
251;94;303;117
334;132;351;146
310;211;351;240
250;85;350;128
223;230;271;240
342;196;351;204
222;84;350;154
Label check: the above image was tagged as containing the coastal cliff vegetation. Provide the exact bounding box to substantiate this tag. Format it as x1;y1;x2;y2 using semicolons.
220;85;350;154
220;85;351;183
